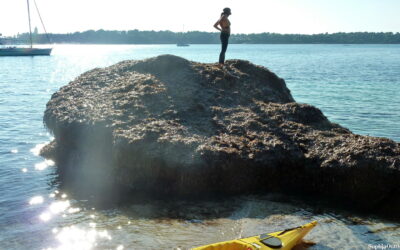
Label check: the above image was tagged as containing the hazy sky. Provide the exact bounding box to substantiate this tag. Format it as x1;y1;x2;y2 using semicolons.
1;0;400;36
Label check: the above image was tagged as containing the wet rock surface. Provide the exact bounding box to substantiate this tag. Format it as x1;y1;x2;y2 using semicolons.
41;55;400;216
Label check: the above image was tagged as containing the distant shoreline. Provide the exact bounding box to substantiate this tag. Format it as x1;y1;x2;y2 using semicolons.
3;43;400;46
2;30;400;44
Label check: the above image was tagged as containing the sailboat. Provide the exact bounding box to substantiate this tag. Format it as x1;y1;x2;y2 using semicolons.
176;25;189;47
0;0;52;56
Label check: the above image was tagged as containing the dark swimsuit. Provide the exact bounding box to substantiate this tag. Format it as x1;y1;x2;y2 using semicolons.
219;31;230;64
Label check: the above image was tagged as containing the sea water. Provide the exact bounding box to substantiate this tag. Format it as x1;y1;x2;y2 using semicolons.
0;44;399;249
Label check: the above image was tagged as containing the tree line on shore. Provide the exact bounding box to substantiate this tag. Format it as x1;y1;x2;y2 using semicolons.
5;29;400;44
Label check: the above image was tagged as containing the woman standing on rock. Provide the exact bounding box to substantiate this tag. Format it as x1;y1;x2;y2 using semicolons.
214;7;231;66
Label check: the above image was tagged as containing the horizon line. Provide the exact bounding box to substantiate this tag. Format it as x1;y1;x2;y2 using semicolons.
2;29;400;37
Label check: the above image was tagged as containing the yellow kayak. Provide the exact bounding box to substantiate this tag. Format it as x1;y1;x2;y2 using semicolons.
193;221;317;250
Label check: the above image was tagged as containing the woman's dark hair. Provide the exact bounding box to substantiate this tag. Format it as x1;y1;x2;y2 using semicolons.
221;7;231;16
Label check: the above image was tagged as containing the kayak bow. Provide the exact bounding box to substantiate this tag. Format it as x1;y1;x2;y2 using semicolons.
193;221;317;250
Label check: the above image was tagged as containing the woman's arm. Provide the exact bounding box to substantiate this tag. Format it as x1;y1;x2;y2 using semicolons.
214;16;226;31
214;18;222;31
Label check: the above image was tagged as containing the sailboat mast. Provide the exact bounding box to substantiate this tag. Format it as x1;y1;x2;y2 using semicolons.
26;0;33;48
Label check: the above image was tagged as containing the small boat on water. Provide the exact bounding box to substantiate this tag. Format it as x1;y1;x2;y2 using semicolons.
193;221;317;250
0;0;52;56
176;25;190;47
177;43;190;47
0;47;52;56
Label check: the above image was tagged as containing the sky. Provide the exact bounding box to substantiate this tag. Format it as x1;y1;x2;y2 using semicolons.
1;0;400;36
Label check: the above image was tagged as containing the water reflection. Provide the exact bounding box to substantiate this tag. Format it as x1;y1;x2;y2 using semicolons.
68;207;81;214
35;159;55;171
40;212;52;222
22;165;400;249
46;226;113;250
30;192;400;249
29;195;44;205
48;200;70;214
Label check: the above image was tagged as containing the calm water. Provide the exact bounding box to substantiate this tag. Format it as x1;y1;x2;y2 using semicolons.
0;44;399;249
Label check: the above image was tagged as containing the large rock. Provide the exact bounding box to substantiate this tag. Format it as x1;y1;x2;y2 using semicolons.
41;55;400;215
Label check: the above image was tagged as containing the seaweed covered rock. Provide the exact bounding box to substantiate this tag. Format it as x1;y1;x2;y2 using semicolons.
41;55;400;215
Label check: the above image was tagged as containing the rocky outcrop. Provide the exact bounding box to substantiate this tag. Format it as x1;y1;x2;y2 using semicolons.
41;55;400;215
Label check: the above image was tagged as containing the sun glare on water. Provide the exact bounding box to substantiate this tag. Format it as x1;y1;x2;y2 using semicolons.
44;226;114;250
27;192;117;249
29;196;44;205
